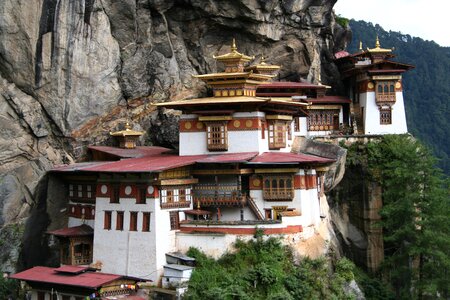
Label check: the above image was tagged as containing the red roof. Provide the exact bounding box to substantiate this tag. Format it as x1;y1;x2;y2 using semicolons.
54;265;91;274
335;51;350;59
88;146;171;159
196;152;258;163
258;81;324;89
11;266;124;289
367;69;407;74
48;224;94;237
249;152;334;164
308;96;351;104
52;151;332;173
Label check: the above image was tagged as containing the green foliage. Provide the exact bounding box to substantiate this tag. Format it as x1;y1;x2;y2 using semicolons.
348;20;450;175
336;15;350;27
353;267;396;300
185;237;359;299
0;276;20;300
364;135;450;299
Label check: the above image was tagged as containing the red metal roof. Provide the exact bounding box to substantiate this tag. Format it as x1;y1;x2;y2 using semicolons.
52;151;332;173
48;224;94;237
81;154;206;173
54;265;91;274
11;266;123;289
88;146;171;158
196;152;258;163
258;81;324;89
335;51;350;59
308;96;351;104
249;152;334;164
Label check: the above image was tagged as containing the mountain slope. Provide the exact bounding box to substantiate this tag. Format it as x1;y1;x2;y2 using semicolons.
347;20;450;174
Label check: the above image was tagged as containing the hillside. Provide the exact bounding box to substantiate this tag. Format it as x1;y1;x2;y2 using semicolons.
347;19;450;174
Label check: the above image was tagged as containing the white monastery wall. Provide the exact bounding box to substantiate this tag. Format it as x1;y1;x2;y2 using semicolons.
68;217;95;228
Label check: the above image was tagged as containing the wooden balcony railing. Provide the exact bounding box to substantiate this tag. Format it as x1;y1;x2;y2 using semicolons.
160;201;191;209
263;188;294;201
193;184;245;207
375;94;396;103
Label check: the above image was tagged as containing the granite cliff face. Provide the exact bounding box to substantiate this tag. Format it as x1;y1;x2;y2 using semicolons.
0;0;351;271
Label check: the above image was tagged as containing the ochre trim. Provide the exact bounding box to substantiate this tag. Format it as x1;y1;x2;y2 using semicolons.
266;115;293;121
255;168;299;174
179;225;302;235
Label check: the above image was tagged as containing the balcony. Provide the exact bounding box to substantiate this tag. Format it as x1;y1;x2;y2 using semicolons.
193;184;246;207
263;188;294;201
375;94;396;103
161;201;191;209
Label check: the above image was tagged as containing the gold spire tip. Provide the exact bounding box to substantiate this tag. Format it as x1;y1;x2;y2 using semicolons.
375;35;380;48
231;38;237;52
359;40;363;51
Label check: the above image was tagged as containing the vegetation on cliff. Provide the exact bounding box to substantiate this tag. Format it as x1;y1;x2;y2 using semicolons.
184;231;359;300
347;20;450;175
346;135;450;299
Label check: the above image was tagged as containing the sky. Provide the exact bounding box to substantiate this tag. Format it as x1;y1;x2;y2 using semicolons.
334;0;450;47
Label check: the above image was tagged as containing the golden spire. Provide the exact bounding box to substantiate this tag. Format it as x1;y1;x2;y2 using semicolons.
231;38;237;52
359;40;363;51
375;35;380;48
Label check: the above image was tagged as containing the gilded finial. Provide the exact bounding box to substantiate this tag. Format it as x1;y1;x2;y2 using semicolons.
231;38;237;52
359;40;363;51
375;35;380;48
197;200;201;210
125;122;132;130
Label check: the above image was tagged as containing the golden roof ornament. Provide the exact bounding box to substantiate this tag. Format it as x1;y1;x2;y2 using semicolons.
359;40;363;51
367;35;392;53
110;122;144;137
213;39;254;62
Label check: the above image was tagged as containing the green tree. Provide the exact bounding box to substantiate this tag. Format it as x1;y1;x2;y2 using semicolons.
367;135;449;299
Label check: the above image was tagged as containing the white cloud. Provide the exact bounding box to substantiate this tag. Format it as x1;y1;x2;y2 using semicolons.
334;0;450;46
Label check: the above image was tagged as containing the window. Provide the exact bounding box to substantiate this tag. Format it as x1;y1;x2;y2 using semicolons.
142;212;151;232
207;122;228;151
170;211;180;230
263;176;294;200
37;291;45;300
116;211;124;230
380;107;392;124
137;186;146;204
268;121;286;149
110;185;120;203
294;117;300;132
104;211;112;230
375;81;396;103
287;122;292;140
307;110;338;131
130;212;138;231
161;187;191;209
69;183;95;201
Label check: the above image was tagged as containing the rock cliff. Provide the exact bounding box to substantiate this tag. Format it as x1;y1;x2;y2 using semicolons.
0;0;351;271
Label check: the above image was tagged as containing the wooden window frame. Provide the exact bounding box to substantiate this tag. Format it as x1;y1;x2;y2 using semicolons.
307;110;338;131
110;185;120;204
142;212;151;232
375;81;396;103
268;120;286;149
294;117;300;132
169;211;180;230
136;186;147;204
262;175;294;201
161;187;191;209
206;122;228;151
379;107;392;124
129;211;138;231
104;211;112;230
116;211;124;231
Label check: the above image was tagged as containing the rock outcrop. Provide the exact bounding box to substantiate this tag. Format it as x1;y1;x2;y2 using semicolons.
0;0;351;271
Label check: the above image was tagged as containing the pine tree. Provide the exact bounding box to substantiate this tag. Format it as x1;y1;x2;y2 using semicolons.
367;135;449;299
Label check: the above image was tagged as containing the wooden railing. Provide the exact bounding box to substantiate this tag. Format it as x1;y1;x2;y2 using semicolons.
376;94;396;103
160;201;191;209
263;188;294;201
193;184;245;207
247;196;264;220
